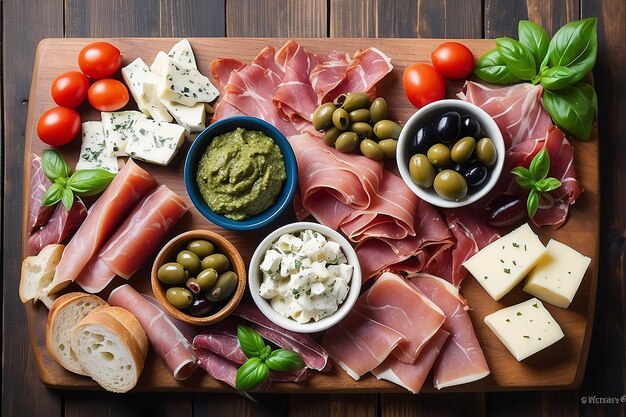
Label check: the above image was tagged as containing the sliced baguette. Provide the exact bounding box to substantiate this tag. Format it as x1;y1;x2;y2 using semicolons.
71;306;149;393
46;292;108;375
19;244;64;305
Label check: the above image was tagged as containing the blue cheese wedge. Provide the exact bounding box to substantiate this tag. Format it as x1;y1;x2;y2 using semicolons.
158;58;219;106
77;121;119;173
142;76;173;122
150;51;170;76
463;223;546;301
167;39;197;68
101;111;147;156
523;240;591;308
160;99;206;133
121;58;152;116
125;118;186;166
484;298;564;361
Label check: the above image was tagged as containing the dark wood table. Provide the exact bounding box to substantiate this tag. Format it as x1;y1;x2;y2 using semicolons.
3;1;624;416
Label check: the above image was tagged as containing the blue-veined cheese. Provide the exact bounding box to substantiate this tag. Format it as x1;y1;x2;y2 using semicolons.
121;58;152;116
150;51;170;75
167;39;197;68
76;121;119;173
101;111;147;156
125;118;186;166
142;76;173;122
158;58;219;106
160;99;206;133
484;298;564;361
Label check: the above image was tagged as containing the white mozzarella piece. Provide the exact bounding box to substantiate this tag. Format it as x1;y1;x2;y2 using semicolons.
142;76;173;122
101;111;147;156
160;99;206;133
125;118;186;166
158;58;219;106
120;58;151;115
76;121;119;173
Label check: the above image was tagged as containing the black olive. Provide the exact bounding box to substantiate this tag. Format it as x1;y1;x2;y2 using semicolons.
451;161;468;175
435;111;461;144
464;161;488;188
409;124;437;155
187;297;214;317
486;196;527;228
460;115;481;139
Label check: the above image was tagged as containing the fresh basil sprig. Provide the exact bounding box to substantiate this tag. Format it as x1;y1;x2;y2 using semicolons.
235;325;305;392
510;148;561;217
41;149;116;210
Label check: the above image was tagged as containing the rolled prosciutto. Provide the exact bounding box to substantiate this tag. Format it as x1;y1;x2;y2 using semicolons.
27;153;54;233
27;197;87;254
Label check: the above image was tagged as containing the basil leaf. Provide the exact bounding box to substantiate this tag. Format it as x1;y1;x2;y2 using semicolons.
259;345;272;361
237;325;266;358
518;20;550;71
235;357;269;392
61;187;75;211
543;83;596;140
527;188;540;218
474;49;520;84
41;183;64;206
265;349;306;372
42;149;70;182
67;169;116;196
529;148;550;181
496;37;537;81
511;166;534;190
540;66;577;90
546;17;597;84
535;177;562;193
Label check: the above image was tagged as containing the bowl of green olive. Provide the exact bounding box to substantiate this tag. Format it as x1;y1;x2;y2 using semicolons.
151;230;247;326
396;99;505;208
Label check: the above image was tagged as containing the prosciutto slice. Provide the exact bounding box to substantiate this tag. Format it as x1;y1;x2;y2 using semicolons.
46;160;156;294
321;309;404;380
27;153;54;233
409;274;490;389
356;272;445;363
210;58;245;91
309;50;352;103
108;285;198;380
27;197;87;254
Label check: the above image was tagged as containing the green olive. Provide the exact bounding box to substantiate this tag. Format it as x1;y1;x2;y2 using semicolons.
351;122;374;139
197;268;219;291
359;139;384;161
433;170;468;201
165;287;193;309
157;262;188;285
323;127;342;147
451;137;476;164
176;250;201;276
476;137;497;167
369;97;388;124
312;103;338;130
333;93;348;107
378;139;398;159
332;108;350;130
201;254;230;273
185;277;202;295
206;271;238;302
348;108;371;124
186;240;215;258
341;92;370;112
409;154;436;188
373;120;402;140
335;132;359;153
427;143;452;167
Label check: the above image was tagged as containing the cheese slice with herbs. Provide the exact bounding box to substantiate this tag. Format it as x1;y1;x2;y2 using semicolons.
77;122;119;173
167;39;197;68
158;58;219;106
101;111;147;156
125;118;186;166
121;58;152;116
160;99;206;133
142;76;173;122
150;51;170;76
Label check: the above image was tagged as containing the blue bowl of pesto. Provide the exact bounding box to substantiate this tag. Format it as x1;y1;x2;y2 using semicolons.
184;116;298;231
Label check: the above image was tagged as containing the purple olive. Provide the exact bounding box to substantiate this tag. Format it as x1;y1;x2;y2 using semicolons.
487;196;527;228
187;297;214;317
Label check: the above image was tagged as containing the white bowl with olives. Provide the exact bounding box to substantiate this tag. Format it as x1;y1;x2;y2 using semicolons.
396;99;505;208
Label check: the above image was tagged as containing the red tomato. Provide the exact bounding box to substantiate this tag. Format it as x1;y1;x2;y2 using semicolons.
88;79;129;111
37;107;81;146
402;63;446;108
431;42;475;80
50;71;90;108
78;42;122;79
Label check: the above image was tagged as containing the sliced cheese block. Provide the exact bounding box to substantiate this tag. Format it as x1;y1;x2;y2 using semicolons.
121;58;152;116
159;58;219;106
484;298;564;361
167;39;197;68
77;121;119;173
463;223;546;301
150;51;170;76
125;118;186;166
142;76;173;122
101;111;147;156
523;239;591;308
160;99;206;133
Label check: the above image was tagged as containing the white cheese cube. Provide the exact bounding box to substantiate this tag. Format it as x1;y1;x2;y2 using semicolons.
159;58;219;106
523;240;591;308
77;122;118;173
125;119;186;166
121;58;152;115
167;39;197;68
142;76;173;122
160;99;206;133
484;298;564;361
101;111;147;156
463;223;546;301
150;51;170;75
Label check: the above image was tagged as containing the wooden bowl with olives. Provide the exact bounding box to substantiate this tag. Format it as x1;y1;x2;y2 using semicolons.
396;99;505;208
151;230;247;326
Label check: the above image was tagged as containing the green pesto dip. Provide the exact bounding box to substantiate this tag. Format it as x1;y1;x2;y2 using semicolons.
196;127;286;221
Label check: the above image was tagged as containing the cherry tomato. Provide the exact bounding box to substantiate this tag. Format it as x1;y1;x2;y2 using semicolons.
88;79;129;111
37;107;81;146
50;71;90;108
402;63;446;109
78;42;122;79
431;42;475;80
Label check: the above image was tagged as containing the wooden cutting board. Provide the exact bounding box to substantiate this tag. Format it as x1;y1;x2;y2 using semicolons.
22;38;599;393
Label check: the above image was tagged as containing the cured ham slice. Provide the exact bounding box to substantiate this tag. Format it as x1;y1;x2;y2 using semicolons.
253;46;283;77
195;349;269;396
356;272;445;363
28;153;54;233
210;58;245;91
321;309;404;380
409;274;490;389
371;329;449;394
309;50;352;104
27;197;87;254
46;160;156;294
108;285;198;380
76;185;187;293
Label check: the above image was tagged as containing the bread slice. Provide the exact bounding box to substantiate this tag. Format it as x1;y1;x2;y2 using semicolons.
46;292;108;375
20;244;64;306
71;306;149;393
